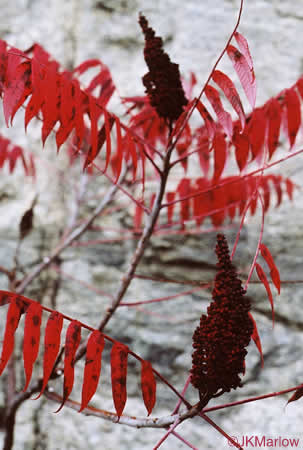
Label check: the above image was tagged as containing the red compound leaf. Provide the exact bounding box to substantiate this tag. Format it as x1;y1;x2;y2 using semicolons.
255;263;274;327
141;360;156;415
55;320;81;413
80;330;105;412
23;301;42;391
111;342;128;418
0;291;158;416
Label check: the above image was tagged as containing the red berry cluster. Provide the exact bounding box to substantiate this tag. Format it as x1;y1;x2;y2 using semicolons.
138;14;188;123
191;234;253;403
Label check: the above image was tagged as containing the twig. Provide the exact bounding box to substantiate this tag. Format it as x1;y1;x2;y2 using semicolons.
15;168;126;295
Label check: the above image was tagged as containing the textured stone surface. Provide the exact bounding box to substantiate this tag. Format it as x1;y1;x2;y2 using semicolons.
0;0;303;449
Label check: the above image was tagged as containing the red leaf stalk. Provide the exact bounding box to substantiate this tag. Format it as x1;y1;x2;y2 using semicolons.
191;234;253;407
138;14;188;123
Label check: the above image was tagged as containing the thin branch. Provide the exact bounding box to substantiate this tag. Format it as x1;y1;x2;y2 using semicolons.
92;148;174;333
43;390;200;428
15;168;126;295
153;418;181;449
203;382;303;413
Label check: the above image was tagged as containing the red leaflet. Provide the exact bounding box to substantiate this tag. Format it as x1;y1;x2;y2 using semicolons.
2;51;23;126
104;110;114;171
234;32;254;70
84;95;98;169
287;387;303;405
177;178;191;225
284;88;301;148
126;131;138;180
166;191;176;224
270;175;283;207
23;301;42;391
80;330;105;412
0;296;23;375
3;60;31;126
211;184;226;227
286;178;294;201
233;124;250;171
35;311;63;399
111;342;128;417
193;178;211;226
55;320;81;413
141;360;156;415
25;57;45;130
204;85;233;139
0;40;8;90
196;100;216;141
72;79;85;151
0;291;12;307
73;59;102;75
266;98;281;159
59;75;75;127
114;117;123;182
212;70;246;129
134;202;144;230
249;312;264;367
260;243;281;294
195;130;210;176
247;108;266;162
296;77;303;100
255;263;274;326
227;44;256;109
212;131;226;182
37;55;59;140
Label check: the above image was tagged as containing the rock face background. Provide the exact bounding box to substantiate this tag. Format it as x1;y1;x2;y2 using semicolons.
1;0;303;449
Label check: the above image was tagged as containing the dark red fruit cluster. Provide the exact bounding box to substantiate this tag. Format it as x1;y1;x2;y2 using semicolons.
191;234;253;402
138;14;188;123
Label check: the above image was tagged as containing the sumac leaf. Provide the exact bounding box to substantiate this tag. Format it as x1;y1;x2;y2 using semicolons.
227;44;256;109
212;131;226;182
80;330;105;412
0;296;23;375
196;100;216;141
249;312;264;367
34;311;63;399
212;70;246;129
141;360;156;415
23;301;42;391
111;342;128;418
255;263;274;326
260;243;281;294
55;320;81;413
266;98;281;159
204;85;233;139
284;88;301;149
